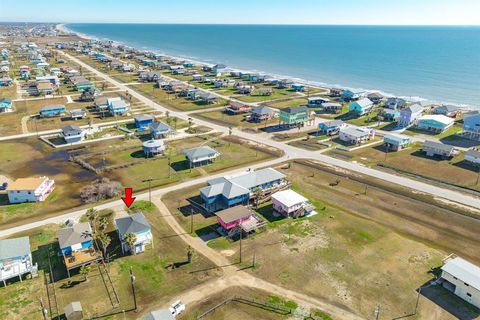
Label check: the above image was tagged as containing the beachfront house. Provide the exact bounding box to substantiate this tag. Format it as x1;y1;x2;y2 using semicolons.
150;121;171;139
184;146;221;168
307;97;330;107
398;103;423;127
348;98;374;116
462;112;480;141
339;127;375;145
271;189;315;218
0;98;13;113
0;237;37;286
61;125;85;144
291;84;305;92
57;222;102;277
383;133;412;151
115;213;153;255
318;120;346;135
465;149;480;166
107;97;129;116
7;177;55;204
212;64;227;76
134;114;154;129
214;206;266;238
249;106;277;122
440;256;480;309
434;105;461;118
417;115;454;133
200;168;287;212
279;106;310;127
422;140;456;158
39;104;66;118
385;97;407;110
342;89;364;101
225;101;251;115
367;92;383;104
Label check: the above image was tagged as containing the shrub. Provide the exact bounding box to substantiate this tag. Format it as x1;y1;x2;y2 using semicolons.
80;178;122;203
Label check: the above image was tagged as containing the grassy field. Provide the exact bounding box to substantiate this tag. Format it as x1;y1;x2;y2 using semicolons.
0;134;279;229
164;160;480;319
265;98;308;109
328;141;480;191
0;202;222;320
405;124;463;139
129;83;229;112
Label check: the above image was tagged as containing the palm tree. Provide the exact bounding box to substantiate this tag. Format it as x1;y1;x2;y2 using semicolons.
97;234;111;259
187;117;193;131
123;233;137;255
253;188;263;208
165;110;170;119
86;208;98;233
97;216;109;234
79;264;91;282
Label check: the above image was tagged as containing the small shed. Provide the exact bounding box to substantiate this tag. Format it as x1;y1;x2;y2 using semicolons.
64;301;83;320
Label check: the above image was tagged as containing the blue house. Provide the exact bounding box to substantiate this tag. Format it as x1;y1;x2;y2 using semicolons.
0;98;13;113
134;114;154;129
200;168;286;212
40;105;66;117
319;120;345;135
399;103;423;127
342;89;364;101
183;62;193;68
348;98;374;116
0;77;13;87
308;96;330;107
383;134;412;151
94;53;106;59
57;222;102;277
463;112;480;141
107;98;129;116
115;212;153;254
291;84;305;92
382;108;400;121
150;121;171;139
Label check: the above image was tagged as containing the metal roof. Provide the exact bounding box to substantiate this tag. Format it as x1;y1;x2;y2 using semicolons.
150;121;171;132
423;140;455;152
184;146;220;160
271;189;308;207
442;257;480;291
0;237;31;260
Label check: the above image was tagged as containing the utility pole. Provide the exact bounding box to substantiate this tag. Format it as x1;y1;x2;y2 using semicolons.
239;230;243;264
130;267;137;312
39;298;47;320
414;287;422;314
252;251;256;268
374;305;380;320
142;178;153;205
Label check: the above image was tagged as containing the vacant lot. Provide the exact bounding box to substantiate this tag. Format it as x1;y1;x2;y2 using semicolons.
164;160;480;319
329;142;480;191
0;202;221;319
193;110;277;130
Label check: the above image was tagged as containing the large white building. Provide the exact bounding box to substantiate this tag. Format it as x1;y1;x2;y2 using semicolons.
7;177;55;204
440;256;480;309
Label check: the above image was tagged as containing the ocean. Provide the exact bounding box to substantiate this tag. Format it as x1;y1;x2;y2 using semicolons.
66;24;480;107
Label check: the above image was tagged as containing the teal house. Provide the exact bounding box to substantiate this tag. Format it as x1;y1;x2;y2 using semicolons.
348;98;374;116
0;98;13;113
279;106;310;126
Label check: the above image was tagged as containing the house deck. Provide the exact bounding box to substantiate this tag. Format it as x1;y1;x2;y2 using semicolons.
64;249;103;270
0;261;36;282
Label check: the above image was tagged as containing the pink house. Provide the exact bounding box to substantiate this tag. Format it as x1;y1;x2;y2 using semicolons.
214;206;255;230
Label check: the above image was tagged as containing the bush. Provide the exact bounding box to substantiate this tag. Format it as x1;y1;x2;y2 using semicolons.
80;178;122;203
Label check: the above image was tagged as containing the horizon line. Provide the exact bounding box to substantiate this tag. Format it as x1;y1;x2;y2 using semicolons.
1;21;480;27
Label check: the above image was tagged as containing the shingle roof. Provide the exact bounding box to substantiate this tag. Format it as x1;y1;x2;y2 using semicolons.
62;125;82;135
150;121;171;132
442;257;480;291
251;106;276;116
215;206;252;224
134;114;153;122
405;103;423;114
282;106;309;114
0;237;31;260
57;222;93;249
115;212;151;237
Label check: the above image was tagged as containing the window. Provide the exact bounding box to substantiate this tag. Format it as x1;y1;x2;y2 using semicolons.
467;293;472;297
464;283;469;287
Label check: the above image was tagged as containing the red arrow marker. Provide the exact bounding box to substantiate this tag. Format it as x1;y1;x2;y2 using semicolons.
121;188;136;208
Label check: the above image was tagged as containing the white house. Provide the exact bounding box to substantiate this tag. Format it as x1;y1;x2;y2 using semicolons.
339;127;375;145
7;177;55;204
440;256;480;309
271;189;314;218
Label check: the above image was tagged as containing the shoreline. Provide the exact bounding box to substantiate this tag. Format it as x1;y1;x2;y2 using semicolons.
57;23;474;110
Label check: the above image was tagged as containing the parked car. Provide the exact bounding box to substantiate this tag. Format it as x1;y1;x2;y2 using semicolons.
169;300;185;317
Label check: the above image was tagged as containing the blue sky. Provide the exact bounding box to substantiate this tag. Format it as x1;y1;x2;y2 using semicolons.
1;0;479;25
